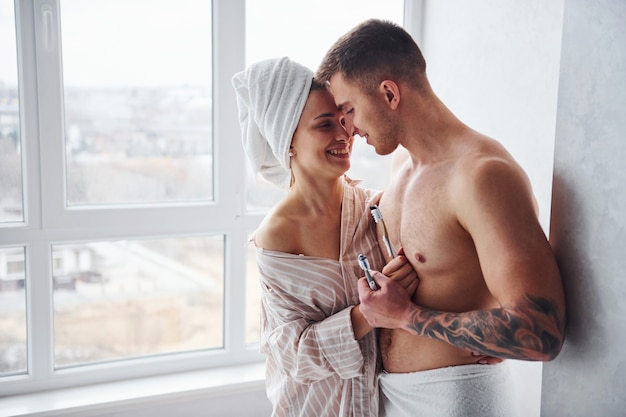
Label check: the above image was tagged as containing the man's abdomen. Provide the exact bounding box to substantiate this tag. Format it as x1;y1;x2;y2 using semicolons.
380;329;478;373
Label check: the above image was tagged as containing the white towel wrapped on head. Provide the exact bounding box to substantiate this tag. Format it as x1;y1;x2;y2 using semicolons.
232;57;313;189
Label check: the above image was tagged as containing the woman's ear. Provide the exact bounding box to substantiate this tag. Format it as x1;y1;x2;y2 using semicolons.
379;80;400;110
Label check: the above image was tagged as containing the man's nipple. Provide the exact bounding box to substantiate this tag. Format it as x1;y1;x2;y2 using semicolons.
414;253;426;263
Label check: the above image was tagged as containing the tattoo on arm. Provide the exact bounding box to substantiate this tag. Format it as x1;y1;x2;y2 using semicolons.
406;293;565;360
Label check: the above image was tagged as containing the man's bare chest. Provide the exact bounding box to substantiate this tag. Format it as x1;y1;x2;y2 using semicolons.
378;176;469;275
382;172;440;231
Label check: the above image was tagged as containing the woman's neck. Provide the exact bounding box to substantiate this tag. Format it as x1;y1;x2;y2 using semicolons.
286;176;344;217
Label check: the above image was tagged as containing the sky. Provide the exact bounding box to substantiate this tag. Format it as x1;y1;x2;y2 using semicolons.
1;0;404;87
0;1;18;85
245;0;404;70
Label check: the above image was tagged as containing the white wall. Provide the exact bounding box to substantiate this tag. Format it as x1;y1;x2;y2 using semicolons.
542;0;626;415
419;0;564;230
411;1;564;416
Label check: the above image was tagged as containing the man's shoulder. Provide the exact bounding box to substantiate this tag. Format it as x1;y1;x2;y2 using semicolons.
449;141;535;221
454;135;522;179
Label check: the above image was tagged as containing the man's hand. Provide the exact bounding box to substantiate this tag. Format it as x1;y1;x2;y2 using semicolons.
357;271;414;329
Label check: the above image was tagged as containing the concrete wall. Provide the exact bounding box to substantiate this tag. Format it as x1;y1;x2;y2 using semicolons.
542;0;626;415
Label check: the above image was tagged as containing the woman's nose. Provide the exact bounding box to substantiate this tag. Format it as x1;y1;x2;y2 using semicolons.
336;128;349;142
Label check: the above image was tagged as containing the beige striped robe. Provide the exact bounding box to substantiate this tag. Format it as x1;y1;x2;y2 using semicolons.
256;179;385;417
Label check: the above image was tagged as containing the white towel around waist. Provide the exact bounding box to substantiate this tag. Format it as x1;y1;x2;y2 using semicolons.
379;363;520;417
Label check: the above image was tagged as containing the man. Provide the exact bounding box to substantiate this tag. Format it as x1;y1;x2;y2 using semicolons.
317;19;566;416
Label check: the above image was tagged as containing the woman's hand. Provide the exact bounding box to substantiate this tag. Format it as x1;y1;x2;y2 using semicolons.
381;247;419;295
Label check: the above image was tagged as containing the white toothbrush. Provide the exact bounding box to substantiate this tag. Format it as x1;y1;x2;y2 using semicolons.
358;254;378;290
370;205;396;258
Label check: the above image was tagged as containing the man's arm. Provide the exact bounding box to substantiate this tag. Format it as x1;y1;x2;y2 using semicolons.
402;288;563;360
455;155;566;360
358;273;564;360
358;156;566;361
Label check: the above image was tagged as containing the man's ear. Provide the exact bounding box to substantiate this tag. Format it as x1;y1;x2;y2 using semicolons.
379;80;400;110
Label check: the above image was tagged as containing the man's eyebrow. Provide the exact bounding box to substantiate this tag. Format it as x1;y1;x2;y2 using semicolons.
336;102;349;112
314;112;334;120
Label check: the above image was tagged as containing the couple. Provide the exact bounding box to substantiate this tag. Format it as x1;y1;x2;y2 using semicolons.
233;19;566;417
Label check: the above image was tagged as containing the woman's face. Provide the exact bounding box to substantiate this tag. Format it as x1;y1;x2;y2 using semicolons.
289;89;353;182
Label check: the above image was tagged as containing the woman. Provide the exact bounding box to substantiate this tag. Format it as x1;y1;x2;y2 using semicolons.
232;57;417;417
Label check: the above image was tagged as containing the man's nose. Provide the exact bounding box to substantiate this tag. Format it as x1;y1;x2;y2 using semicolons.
340;115;356;136
336;121;350;142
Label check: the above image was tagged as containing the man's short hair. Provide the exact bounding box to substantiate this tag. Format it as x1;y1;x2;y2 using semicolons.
316;19;426;95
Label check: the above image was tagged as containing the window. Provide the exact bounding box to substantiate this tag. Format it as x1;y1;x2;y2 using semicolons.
60;0;213;205
0;0;23;223
0;247;27;376
52;237;224;367
1;0;406;397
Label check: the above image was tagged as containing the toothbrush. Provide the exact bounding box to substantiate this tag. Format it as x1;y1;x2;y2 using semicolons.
370;205;396;258
358;254;378;290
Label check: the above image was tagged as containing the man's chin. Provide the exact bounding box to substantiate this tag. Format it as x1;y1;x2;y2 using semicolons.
373;143;397;156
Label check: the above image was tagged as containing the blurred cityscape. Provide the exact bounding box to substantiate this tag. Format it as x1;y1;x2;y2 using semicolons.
0;84;22;223
0;84;263;376
64;85;213;205
0;236;258;375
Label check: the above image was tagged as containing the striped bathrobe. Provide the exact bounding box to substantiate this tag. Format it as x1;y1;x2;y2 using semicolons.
256;179;386;417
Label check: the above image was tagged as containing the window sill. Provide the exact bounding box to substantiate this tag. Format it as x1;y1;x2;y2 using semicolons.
0;362;266;417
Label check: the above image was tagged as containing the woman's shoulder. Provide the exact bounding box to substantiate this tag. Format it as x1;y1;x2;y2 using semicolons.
254;202;300;253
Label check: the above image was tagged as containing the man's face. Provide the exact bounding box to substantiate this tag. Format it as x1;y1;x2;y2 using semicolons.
328;73;398;156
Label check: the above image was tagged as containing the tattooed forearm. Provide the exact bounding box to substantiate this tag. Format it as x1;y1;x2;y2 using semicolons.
406;293;565;361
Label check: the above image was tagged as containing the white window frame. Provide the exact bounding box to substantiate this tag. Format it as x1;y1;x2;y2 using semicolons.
1;0;417;400
0;0;269;397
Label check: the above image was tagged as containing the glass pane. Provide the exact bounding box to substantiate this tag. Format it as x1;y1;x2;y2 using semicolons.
0;0;24;223
245;239;260;345
244;0;402;211
245;163;286;211
0;247;27;376
52;236;223;368
60;0;213;206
